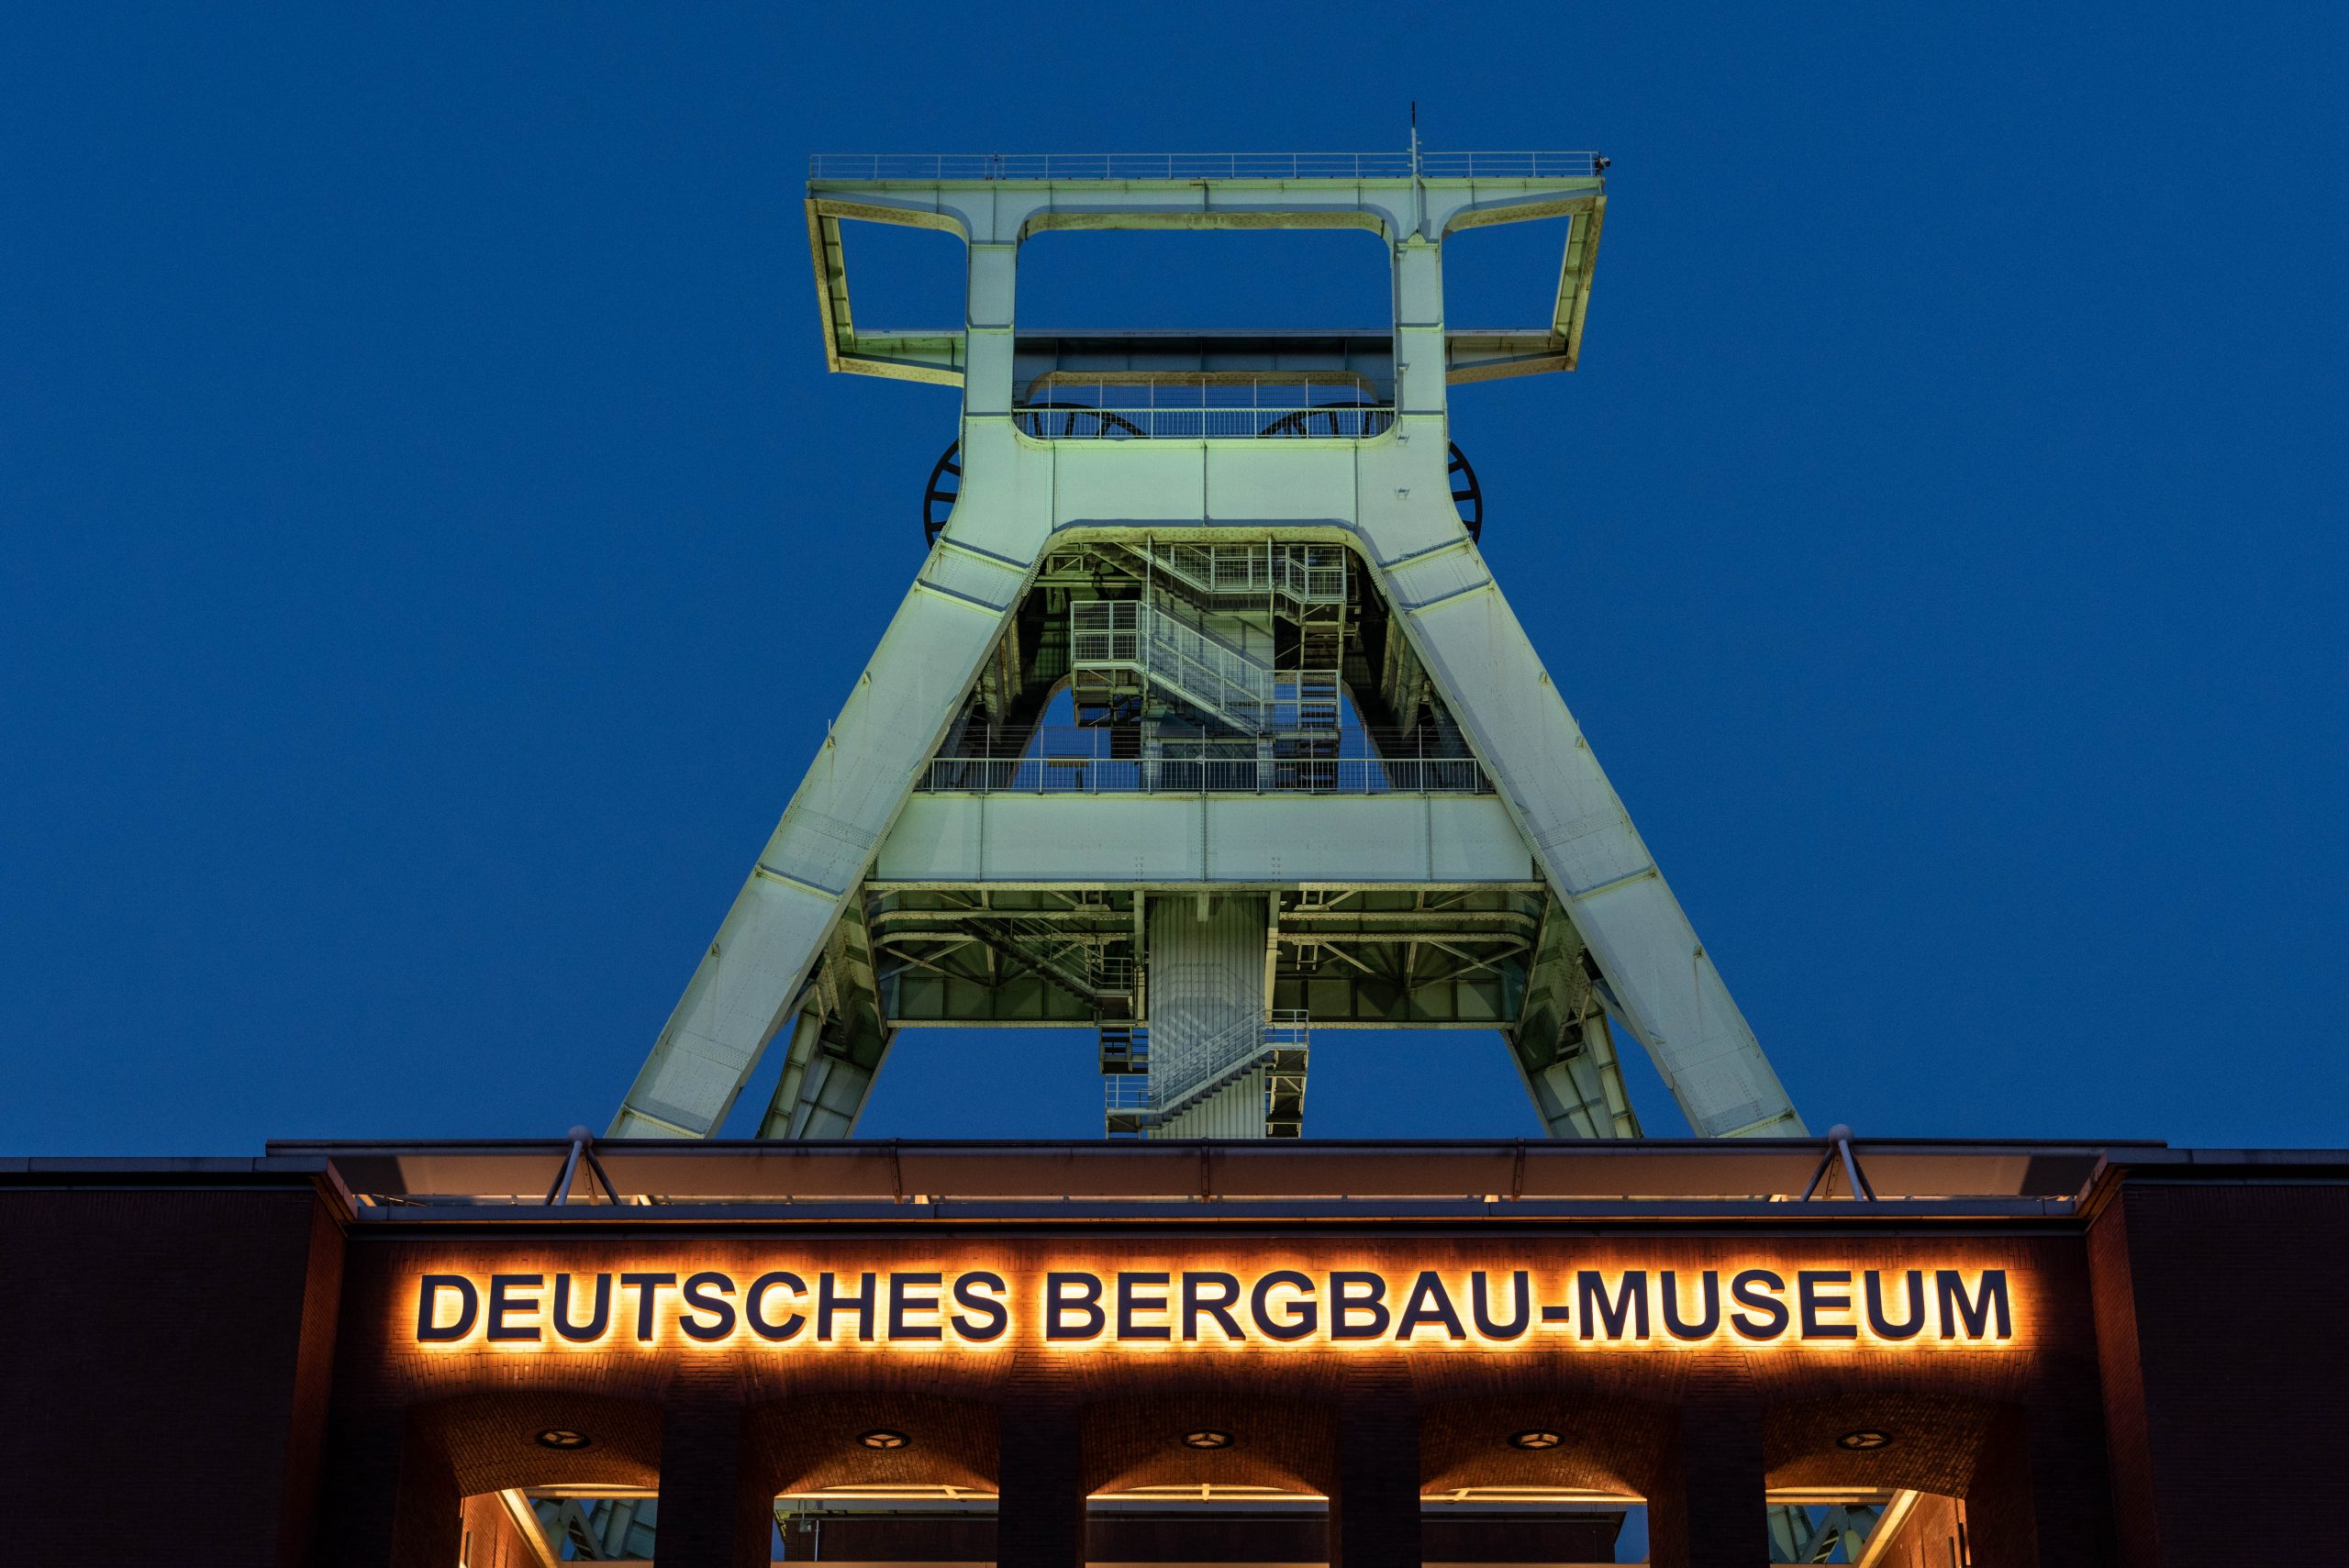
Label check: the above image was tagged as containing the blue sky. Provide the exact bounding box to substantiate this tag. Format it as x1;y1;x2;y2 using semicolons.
3;4;2343;1153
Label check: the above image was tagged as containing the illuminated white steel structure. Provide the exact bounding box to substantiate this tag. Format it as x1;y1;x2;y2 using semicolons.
610;149;1804;1143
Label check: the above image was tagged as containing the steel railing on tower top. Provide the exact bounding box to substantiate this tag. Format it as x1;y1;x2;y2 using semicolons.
916;729;1492;797
809;151;1607;182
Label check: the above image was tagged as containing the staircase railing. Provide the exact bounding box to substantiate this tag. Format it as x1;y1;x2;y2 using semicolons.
918;728;1493;796
1273;670;1342;734
970;916;1119;1005
1274;546;1348;605
1148;1012;1271;1110
1071;596;1275;732
1136;541;1347;606
1104;1011;1312;1136
1140;599;1273;726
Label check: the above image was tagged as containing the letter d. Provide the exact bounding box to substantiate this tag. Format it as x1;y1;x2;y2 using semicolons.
417;1274;478;1341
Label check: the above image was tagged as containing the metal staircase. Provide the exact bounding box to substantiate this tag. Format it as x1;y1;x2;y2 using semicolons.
1104;1011;1310;1138
1273;670;1341;733
1129;540;1349;607
1097;1021;1147;1075
1138;540;1274;597
966;915;1132;1009
1068;544;1346;746
1069;597;1275;733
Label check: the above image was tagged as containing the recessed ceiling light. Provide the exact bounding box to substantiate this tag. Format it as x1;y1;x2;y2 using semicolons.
1508;1429;1563;1451
859;1429;910;1451
534;1429;592;1451
1181;1429;1233;1450
1837;1429;1893;1451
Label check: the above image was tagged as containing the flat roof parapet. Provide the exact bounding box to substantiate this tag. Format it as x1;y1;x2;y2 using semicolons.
250;1136;2190;1218
17;1140;2347;1226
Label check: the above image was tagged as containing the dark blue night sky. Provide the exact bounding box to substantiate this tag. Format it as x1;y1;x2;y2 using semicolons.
5;4;2343;1153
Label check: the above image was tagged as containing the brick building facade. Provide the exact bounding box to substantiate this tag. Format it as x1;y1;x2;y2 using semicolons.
3;1138;2341;1567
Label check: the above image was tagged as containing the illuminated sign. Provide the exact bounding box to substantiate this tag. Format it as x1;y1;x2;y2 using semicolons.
410;1264;2014;1352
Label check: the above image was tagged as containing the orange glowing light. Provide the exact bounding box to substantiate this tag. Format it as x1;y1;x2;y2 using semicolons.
397;1257;2021;1357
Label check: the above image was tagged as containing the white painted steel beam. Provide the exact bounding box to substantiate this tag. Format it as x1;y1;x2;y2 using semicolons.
607;534;1041;1135
873;793;1538;887
804;170;1603;388
1516;1012;1643;1140
1345;471;1804;1132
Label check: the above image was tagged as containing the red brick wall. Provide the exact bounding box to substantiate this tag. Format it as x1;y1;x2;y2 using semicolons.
2090;1181;2349;1567
315;1226;2098;1564
456;1489;548;1568
1870;1489;1967;1568
2087;1191;2158;1566
0;1184;341;1567
30;1168;2343;1567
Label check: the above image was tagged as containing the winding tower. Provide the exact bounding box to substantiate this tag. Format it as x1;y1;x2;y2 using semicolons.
609;148;1804;1143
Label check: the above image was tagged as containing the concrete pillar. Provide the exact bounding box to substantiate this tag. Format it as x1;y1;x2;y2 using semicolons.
654;1392;770;1568
1645;1393;1765;1568
997;1384;1085;1568
1327;1371;1419;1568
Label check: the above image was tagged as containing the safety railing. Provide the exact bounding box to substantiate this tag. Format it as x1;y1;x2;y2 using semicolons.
916;732;1491;796
1069;599;1141;664
1127;1010;1312;1125
1134;541;1348;604
810;151;1606;182
1017;406;1394;440
1016;378;1392;441
1071;597;1276;733
917;755;1489;795
1419;151;1608;178
1149;540;1273;595
1274;547;1348;604
1279;671;1342;734
1141;603;1274;718
1149;1017;1270;1112
1103;1075;1156;1112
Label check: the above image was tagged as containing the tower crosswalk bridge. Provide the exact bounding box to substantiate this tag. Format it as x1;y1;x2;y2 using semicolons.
609;147;1804;1145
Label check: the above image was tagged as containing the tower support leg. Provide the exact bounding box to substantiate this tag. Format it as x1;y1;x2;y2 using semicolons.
1511;1011;1642;1139
608;428;1041;1139
1355;500;1803;1137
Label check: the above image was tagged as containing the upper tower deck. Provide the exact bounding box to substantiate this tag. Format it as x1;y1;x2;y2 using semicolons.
804;148;1609;414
